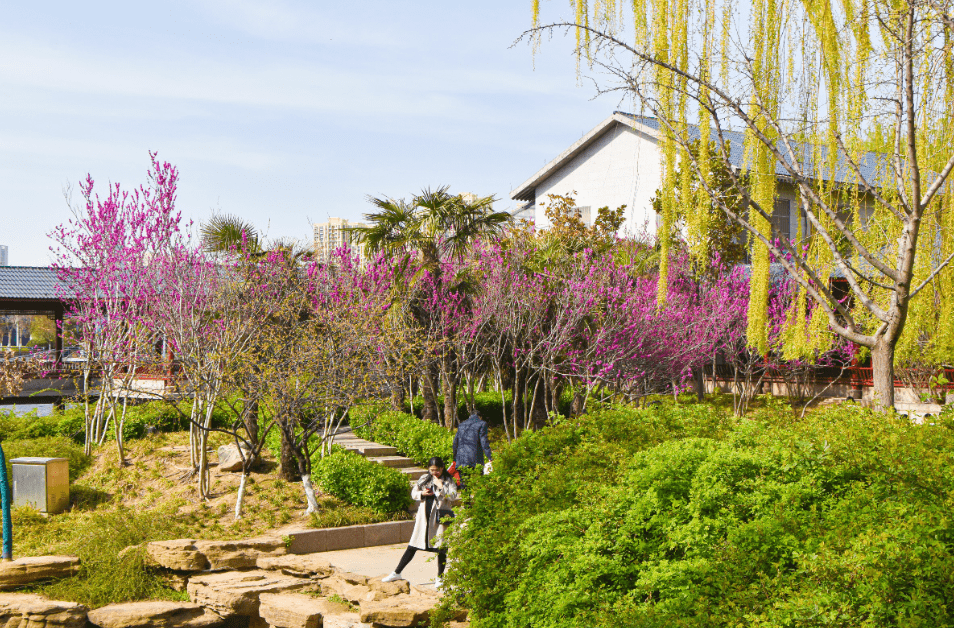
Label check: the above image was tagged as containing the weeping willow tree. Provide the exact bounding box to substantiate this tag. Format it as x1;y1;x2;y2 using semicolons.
527;0;954;410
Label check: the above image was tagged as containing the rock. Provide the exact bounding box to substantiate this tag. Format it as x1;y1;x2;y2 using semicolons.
358;596;436;627
216;444;252;473
0;556;80;590
0;592;88;627
193;537;286;571
366;576;410;598
162;573;190;592
322;613;371;628
145;540;210;572
256;554;334;578
321;576;373;604
259;593;351;628
248;618;269;628
187;570;315;618
87;601;224;628
337;572;369;586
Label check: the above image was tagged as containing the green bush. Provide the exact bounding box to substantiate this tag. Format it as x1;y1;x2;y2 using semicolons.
449;402;954;627
353;410;453;466
2;437;91;482
313;448;412;513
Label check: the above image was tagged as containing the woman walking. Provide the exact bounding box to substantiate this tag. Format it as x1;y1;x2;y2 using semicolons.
383;456;457;588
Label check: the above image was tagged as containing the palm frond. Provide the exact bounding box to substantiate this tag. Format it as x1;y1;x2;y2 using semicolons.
201;214;260;254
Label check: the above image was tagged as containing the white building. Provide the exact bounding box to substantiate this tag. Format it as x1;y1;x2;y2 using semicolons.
313;217;368;261
510;111;817;241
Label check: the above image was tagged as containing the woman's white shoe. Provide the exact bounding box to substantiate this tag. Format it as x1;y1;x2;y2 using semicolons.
434;576;443;589
382;571;405;583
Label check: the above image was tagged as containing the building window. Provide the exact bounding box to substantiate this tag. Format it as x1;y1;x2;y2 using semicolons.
578;206;592;227
771;199;791;242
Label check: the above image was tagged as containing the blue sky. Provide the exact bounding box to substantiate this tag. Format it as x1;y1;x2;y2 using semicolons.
0;1;618;265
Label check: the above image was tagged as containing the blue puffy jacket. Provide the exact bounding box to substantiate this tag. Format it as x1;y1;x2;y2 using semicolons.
453;413;492;467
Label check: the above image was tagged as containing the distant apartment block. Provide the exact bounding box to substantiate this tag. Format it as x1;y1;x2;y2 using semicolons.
313;218;368;261
0;246;7;266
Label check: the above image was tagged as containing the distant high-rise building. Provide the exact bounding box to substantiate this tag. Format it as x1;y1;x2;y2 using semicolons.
313;218;368;261
0;246;8;266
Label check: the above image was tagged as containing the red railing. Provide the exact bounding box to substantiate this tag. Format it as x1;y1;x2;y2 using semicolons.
707;364;954;390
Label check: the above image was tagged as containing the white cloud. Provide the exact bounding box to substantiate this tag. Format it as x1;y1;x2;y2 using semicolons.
190;0;403;48
0;32;576;125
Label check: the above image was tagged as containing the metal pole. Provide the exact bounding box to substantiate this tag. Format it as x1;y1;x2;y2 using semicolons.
0;444;12;560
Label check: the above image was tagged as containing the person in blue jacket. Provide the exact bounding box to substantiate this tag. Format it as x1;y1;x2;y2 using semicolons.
453;411;492;487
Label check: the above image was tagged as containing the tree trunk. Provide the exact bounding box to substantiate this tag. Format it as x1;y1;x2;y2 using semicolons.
234;473;248;520
692;367;705;401
422;367;440;424
245;400;259;450
279;419;299;482
870;340;896;411
512;366;526;437
301;474;320;514
390;379;405;412
442;353;459;429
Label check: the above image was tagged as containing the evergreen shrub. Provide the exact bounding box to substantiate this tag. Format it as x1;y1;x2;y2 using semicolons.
353;410;453;465
313;448;412;513
449;401;954;627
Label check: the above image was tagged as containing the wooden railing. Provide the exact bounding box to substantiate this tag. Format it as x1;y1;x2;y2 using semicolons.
705;364;954;390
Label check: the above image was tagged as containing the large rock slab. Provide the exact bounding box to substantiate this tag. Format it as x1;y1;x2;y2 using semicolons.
216;444;252;473
87;601;224;628
258;593;351;628
322;613;371;628
358;596;436;627
146;537;286;572
366;576;410;598
193;537;286;571
323;574;410;604
0;592;88;627
187;570;315;618
0;556;80;590
321;576;372;604
145;540;210;572
255;554;334;579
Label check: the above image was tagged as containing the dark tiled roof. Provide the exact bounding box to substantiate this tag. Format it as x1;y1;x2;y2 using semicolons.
617;112;887;187
0;267;65;301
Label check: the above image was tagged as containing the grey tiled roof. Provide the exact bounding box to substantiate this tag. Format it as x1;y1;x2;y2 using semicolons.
0;267;65;301
617;112;887;187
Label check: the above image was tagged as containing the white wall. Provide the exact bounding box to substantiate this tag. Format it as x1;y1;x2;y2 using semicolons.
532;122;662;237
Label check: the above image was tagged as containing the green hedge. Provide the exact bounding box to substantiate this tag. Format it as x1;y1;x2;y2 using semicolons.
352;410;453;466
312;448;412;513
0;401;234;445
449;401;954;627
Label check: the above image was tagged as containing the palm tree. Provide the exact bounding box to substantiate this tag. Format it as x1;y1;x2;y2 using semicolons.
352;187;513;427
200;213;262;256
355;186;511;272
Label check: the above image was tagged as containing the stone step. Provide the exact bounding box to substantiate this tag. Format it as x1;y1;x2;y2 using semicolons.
367;456;415;468
398;467;428;479
343;444;399;457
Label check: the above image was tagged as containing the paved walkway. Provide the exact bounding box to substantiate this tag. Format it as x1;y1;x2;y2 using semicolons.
316;542;439;588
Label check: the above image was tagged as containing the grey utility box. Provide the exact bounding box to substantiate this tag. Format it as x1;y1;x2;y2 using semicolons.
11;457;69;514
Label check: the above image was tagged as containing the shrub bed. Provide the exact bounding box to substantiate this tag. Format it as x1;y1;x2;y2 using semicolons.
352;410;453;466
450;401;954;627
312;448;412;513
0;401;234;445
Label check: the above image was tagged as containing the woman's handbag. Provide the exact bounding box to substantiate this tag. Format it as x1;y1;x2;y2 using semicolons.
437;508;455;524
447;462;462;487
